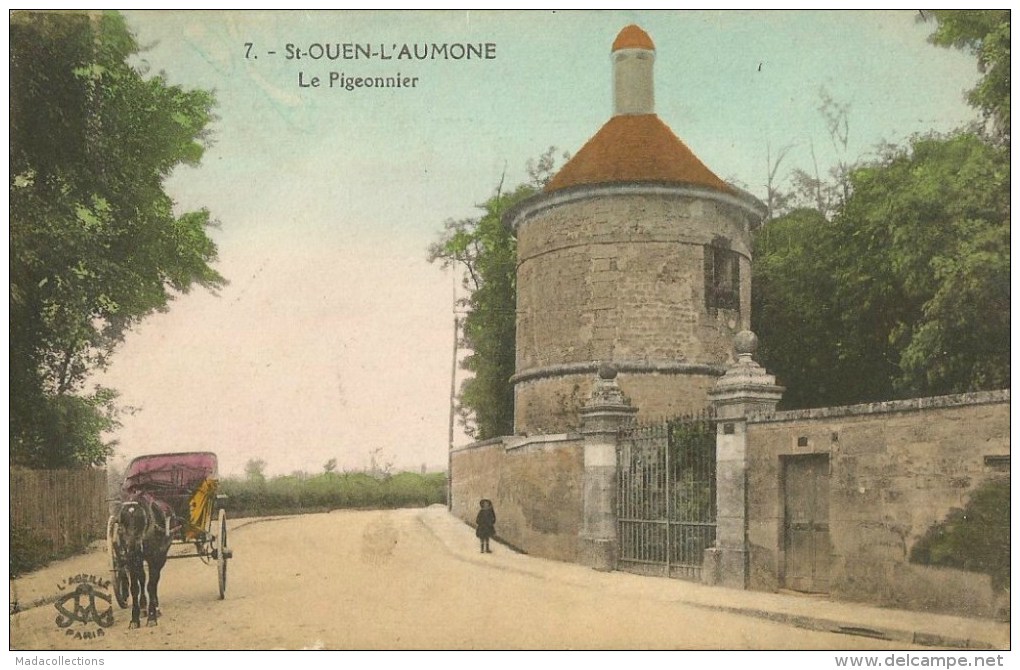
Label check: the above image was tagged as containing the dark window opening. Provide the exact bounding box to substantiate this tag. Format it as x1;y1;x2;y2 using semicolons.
704;243;741;311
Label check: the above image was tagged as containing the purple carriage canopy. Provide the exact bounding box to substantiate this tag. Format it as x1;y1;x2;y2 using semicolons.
120;452;220;537
122;451;218;497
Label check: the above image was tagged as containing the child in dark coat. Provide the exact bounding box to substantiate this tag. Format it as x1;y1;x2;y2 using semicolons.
475;499;496;553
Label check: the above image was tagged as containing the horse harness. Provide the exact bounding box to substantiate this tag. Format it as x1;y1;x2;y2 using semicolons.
118;497;177;554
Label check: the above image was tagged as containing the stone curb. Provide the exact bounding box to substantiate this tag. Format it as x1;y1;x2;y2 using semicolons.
688;605;1003;651
418;508;1008;651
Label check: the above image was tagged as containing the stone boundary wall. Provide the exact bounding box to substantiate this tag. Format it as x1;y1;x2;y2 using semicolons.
449;434;584;562
748;389;1010;424
743;389;1010;618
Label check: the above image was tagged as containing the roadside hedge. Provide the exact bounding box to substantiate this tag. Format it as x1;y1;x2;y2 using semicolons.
909;476;1010;592
218;471;447;518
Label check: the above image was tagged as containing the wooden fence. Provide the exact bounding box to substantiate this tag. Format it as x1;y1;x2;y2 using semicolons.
10;468;108;553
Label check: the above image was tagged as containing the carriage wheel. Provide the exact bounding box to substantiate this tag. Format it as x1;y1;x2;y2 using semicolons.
106;516;129;609
216;508;228;599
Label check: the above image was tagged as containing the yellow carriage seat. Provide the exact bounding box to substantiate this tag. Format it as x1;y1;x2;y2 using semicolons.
187;477;219;540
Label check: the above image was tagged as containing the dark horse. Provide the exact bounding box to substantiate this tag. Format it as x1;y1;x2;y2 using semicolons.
116;498;172;628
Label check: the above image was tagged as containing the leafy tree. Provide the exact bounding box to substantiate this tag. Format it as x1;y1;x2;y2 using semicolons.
752;208;844;408
755;15;1009;408
763;88;858;223
368;447;394;478
925;10;1010;142
10;11;223;468
428;149;566;439
909;477;1010;592
244;459;267;484
754;131;1009;407
763;142;795;221
833;132;1009;398
786;88;855;219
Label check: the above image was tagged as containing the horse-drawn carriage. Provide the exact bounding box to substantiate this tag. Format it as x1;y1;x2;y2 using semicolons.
106;452;232;625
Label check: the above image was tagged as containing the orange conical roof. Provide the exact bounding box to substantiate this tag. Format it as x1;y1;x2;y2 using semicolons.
612;24;655;51
544;114;733;194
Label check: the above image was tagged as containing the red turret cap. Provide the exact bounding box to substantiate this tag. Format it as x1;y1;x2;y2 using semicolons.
612;24;655;51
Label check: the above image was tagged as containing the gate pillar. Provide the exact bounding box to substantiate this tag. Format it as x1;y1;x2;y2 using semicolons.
706;331;783;588
579;364;637;571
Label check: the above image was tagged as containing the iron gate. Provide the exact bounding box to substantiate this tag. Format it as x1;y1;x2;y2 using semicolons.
616;413;717;580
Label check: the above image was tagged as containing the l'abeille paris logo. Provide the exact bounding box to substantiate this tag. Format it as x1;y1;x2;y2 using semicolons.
53;574;114;640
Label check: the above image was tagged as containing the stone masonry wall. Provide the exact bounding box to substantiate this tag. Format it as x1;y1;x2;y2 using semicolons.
512;189;754;433
450;435;584;561
744;391;1010;617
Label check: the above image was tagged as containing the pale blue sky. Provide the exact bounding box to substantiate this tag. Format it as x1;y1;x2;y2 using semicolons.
96;10;982;476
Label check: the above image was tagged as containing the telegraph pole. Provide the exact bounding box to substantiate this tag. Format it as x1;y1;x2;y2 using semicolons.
447;268;459;511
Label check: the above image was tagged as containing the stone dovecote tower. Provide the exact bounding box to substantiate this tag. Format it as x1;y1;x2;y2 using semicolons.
507;25;767;434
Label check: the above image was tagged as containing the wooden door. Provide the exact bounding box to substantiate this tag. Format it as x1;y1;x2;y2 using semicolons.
783;454;830;593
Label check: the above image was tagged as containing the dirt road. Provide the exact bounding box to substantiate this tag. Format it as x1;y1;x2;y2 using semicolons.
10;507;929;650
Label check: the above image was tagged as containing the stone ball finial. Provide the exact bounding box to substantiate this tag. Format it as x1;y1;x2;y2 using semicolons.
734;330;759;357
598;363;619;380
